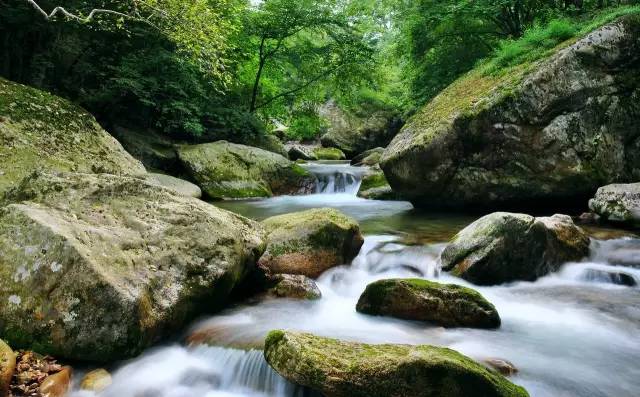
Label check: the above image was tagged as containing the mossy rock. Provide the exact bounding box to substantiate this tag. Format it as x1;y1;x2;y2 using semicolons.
356;278;500;329
0;171;265;362
265;274;322;300
441;213;590;285
381;16;640;209
177;141;315;199
313;147;347;161
357;171;400;200
0;78;146;196
589;183;640;228
351;147;384;166
264;331;529;397
258;208;364;278
0;339;16;397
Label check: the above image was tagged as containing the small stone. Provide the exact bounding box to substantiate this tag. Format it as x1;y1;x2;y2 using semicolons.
484;358;519;376
80;368;112;392
39;366;72;397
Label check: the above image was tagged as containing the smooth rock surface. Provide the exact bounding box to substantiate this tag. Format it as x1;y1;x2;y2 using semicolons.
589;183;640;228
264;331;529;397
177;141;314;199
0;339;15;397
146;172;202;198
0;171;264;361
265;274;322;300
258;208;364;278
0;78;146;196
441;213;590;285
79;368;112;392
356;279;501;328
39;366;71;397
381;16;640;209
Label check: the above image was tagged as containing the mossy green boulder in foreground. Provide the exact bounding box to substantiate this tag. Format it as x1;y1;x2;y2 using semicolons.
356;279;500;329
589;183;640;228
258;208;364;278
381;15;640;209
177;141;315;199
0;78;146;196
441;213;590;285
264;331;529;397
0;171;265;361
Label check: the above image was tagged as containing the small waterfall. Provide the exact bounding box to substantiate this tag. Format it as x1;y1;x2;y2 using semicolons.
74;345;308;397
300;161;366;195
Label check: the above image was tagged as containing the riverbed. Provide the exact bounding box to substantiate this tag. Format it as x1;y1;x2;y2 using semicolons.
71;161;640;397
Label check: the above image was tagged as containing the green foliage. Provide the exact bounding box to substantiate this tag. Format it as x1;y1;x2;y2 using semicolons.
286;108;327;141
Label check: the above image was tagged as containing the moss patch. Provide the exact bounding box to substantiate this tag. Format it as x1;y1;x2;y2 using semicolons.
314;147;347;161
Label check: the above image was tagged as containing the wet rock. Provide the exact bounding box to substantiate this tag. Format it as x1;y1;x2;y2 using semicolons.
589;183;640;228
38;366;71;397
0;171;265;361
264;330;529;397
483;358;519;377
286;143;318;161
441;213;590;285
576;212;601;226
265;274;322;300
79;369;112;392
351;147;384;166
259;208;364;278
381;16;640;209
357;171;399;200
0;340;15;397
9;351;63;397
356;279;500;328
177;141;314;199
319;100;402;158
581;269;636;287
313;147;346;161
146;173;202;198
0;78;146;197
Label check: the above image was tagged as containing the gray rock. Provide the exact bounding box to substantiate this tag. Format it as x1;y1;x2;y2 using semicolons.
286;143;318;161
589;183;640;228
146;173;202;198
0;171;264;361
441;213;590;285
265;274;322;300
381;16;640;209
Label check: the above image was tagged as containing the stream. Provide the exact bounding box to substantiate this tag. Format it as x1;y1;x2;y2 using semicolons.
71;161;640;397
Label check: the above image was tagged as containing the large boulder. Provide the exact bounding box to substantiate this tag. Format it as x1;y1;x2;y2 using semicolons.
320;100;402;158
177;141;315;199
258;208;364;278
441;213;590;285
264;331;529;397
0;78;146;196
146;172;202;198
356;279;500;329
589;183;640;228
0;171;265;361
381;16;640;209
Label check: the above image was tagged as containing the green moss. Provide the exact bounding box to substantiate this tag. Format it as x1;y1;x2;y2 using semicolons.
313;147;347;160
360;173;388;191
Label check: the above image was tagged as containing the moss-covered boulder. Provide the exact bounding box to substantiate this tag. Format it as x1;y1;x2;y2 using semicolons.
146;172;202;198
0;171;265;361
357;171;399;200
589;183;640;228
356;279;500;329
265;274;322;300
351;147;384;166
264;331;529;397
319;100;403;158
286;143;319;161
0;79;146;196
441;213;590;285
314;147;346;161
177;141;314;199
0;339;15;397
381;16;640;209
258;208;364;278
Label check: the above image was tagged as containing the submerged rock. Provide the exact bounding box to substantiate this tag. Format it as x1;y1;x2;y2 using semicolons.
258;208;364;278
581;268;636;287
265;274;322;300
441;213;590;285
80;368;112;392
319;100;402;158
381;16;640;209
0;78;146;196
264;330;529;397
313;147;346;161
0;171;264;361
356;278;500;328
589;183;640;228
177;141;314;199
146;172;202;198
0;339;15;397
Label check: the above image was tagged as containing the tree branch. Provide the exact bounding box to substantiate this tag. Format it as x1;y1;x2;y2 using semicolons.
25;0;143;23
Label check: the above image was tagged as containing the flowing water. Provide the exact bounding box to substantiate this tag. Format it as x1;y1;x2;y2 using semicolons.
71;162;640;397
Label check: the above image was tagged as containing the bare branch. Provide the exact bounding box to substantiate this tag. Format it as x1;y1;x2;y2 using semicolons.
25;0;142;23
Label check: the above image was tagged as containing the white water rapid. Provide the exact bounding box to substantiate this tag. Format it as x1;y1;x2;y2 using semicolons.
70;162;640;397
